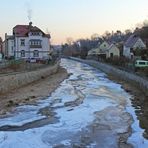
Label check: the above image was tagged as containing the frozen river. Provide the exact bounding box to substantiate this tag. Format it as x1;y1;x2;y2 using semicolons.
0;59;147;148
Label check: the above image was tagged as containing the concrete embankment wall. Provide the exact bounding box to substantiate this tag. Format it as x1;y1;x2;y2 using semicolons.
0;62;60;94
70;57;148;95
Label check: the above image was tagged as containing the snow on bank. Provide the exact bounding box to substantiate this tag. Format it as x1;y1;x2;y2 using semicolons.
126;101;148;148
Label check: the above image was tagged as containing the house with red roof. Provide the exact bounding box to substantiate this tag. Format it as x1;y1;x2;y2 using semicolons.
4;22;51;59
123;34;146;59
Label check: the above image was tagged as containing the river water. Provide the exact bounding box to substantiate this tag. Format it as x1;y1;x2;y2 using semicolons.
0;59;147;148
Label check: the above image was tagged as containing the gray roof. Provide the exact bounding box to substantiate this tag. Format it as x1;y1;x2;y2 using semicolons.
124;34;142;48
6;35;14;40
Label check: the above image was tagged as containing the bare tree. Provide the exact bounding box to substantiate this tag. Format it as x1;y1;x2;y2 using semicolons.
124;29;132;35
91;33;100;41
66;37;73;45
102;31;111;40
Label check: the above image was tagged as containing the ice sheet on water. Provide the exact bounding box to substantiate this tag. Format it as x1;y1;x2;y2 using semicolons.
0;108;45;127
0;97;114;148
0;59;145;148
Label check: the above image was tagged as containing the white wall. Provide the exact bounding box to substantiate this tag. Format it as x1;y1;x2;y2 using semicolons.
15;37;29;59
133;38;146;49
42;37;50;58
99;41;110;51
123;38;146;59
15;35;50;59
8;39;14;57
106;46;120;58
123;46;131;58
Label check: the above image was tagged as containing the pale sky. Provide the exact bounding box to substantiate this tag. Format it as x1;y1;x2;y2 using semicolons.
0;0;148;44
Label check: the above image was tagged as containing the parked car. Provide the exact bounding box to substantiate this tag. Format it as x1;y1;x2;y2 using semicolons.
26;58;37;63
134;60;148;71
135;60;148;67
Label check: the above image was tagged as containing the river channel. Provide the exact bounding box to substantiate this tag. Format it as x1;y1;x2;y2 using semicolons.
0;59;147;148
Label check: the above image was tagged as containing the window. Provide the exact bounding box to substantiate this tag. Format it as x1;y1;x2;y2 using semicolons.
110;53;113;58
31;32;40;36
21;50;25;57
130;48;133;52
20;39;25;46
30;40;41;46
30;40;42;48
33;50;39;57
139;62;146;65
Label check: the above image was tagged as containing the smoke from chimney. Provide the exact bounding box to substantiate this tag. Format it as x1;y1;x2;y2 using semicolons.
25;2;32;22
27;8;32;22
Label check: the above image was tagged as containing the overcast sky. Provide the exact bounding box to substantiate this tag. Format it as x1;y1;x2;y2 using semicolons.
0;0;148;44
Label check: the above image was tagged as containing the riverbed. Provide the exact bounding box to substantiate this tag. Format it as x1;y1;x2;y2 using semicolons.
0;59;147;148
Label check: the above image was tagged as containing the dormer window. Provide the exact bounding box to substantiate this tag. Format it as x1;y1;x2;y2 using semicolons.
31;32;40;36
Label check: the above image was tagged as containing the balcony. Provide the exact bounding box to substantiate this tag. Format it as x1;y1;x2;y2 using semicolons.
30;45;42;48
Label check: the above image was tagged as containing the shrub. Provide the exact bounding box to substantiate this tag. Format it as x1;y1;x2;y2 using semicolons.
140;68;148;77
105;56;130;67
7;59;25;70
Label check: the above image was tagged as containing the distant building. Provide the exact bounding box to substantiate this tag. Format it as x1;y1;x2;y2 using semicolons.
4;22;51;59
4;35;14;58
0;37;2;53
87;41;120;60
99;41;110;51
105;44;120;58
0;37;3;61
123;34;146;59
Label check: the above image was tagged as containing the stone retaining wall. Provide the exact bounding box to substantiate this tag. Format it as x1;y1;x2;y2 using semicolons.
0;62;60;94
70;57;148;95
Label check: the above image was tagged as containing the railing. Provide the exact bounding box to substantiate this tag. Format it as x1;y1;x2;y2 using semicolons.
30;45;42;48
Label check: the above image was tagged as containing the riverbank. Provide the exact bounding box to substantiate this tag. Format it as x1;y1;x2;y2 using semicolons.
0;59;140;147
69;57;148;95
69;57;148;141
0;67;69;116
108;74;148;139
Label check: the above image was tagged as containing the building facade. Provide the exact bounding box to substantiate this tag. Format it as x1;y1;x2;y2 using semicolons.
4;22;51;59
106;44;120;58
123;34;146;59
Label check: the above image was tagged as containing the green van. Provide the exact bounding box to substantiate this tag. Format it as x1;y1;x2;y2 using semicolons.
135;60;148;68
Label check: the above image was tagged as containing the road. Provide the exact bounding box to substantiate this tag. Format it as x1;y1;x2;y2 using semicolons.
0;59;147;148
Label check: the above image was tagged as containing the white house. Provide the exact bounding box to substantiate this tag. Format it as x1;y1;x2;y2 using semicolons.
87;41;110;60
105;44;120;58
4;22;51;60
99;41;110;51
88;41;120;60
123;34;146;59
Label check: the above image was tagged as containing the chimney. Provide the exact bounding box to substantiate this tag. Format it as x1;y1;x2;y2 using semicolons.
29;22;32;32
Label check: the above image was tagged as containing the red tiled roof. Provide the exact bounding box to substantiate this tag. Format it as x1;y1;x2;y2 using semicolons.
13;25;29;37
13;25;51;38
